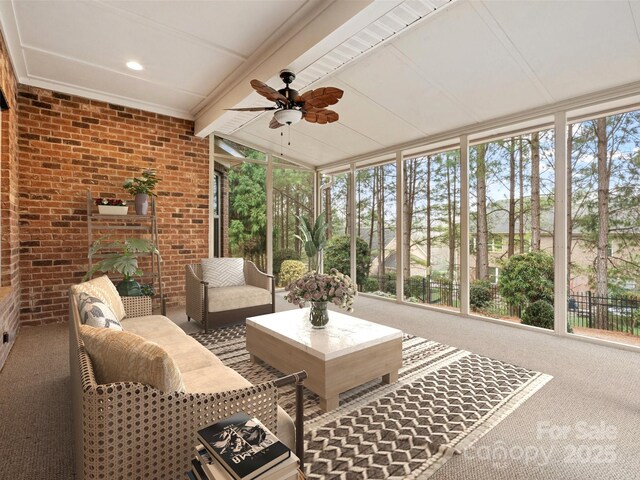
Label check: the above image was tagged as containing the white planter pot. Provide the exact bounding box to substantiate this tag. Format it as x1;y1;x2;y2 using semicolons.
98;205;128;215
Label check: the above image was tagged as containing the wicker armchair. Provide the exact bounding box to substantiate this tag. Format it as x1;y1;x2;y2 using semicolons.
186;260;275;332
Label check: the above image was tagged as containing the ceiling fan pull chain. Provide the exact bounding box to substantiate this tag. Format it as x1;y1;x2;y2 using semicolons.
280;130;284;155
288;124;291;146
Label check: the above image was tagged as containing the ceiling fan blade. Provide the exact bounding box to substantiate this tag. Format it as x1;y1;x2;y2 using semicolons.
251;79;289;107
303;109;339;125
225;106;277;112
269;116;284;129
299;87;344;109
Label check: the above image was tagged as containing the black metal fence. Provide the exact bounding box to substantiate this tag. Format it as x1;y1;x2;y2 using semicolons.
362;275;640;336
568;291;639;335
362;275;461;308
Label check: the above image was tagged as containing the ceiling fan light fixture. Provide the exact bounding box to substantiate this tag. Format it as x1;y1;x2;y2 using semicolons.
274;109;302;125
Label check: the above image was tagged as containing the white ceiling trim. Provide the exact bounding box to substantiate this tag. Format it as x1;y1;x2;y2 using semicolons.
96;0;248;61
23;75;195;120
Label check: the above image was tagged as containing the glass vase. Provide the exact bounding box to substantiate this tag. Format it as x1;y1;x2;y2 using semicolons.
309;301;329;329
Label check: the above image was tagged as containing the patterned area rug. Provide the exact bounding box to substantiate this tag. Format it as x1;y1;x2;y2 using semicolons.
192;325;552;479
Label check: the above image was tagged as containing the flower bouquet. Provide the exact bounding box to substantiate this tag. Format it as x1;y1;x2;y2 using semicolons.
285;269;357;328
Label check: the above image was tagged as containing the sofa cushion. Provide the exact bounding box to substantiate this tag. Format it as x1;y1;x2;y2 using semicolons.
201;258;245;288
79;325;185;393
121;314;186;339
207;285;271;312
121;315;225;374
77;293;123;330
71;275;126;321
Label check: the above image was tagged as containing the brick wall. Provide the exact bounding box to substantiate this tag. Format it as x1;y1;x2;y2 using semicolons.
0;29;20;369
17;86;209;325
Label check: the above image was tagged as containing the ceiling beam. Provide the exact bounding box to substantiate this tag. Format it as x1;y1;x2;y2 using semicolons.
194;0;372;138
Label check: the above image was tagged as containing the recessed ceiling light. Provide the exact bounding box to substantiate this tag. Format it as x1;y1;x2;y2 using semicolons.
126;61;143;71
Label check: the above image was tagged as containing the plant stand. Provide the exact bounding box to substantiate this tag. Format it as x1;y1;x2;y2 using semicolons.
86;191;165;314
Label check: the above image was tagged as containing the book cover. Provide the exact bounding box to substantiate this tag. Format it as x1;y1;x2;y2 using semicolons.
197;412;290;480
196;444;299;480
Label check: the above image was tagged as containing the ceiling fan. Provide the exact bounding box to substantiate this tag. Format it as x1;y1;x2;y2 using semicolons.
226;70;343;129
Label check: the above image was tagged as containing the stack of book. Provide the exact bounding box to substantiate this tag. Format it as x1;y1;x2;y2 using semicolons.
185;412;299;480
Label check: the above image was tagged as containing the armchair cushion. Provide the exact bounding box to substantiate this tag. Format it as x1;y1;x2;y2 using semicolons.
201;258;246;288
77;293;123;330
79;325;185;393
207;285;272;312
71;274;126;321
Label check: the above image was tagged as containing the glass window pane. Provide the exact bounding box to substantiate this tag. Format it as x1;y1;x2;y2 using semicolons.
273;166;314;285
228;161;267;270
568;112;640;347
403;151;461;311
469;131;555;325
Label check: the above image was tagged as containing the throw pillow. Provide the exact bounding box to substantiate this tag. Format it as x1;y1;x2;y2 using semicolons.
71;275;126;321
77;293;123;330
201;258;246;288
79;325;185;393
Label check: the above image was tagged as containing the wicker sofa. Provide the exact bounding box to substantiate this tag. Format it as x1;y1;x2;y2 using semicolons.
69;276;297;480
185;259;275;332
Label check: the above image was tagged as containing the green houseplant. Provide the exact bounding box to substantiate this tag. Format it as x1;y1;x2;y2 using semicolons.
294;212;328;272
84;237;161;296
123;169;160;215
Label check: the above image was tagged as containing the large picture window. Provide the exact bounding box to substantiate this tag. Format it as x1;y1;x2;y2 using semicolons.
469;130;555;323
402;150;461;310
568;110;640;347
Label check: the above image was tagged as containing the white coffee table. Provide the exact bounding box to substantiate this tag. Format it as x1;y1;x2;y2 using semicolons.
246;309;403;411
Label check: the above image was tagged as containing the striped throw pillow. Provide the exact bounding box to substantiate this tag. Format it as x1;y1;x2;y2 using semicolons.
71;275;126;321
201;258;246;288
77;293;123;330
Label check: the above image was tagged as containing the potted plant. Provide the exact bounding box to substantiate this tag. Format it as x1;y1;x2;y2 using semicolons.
295;212;328;272
123;169;160;215
95;197;128;215
84;237;161;297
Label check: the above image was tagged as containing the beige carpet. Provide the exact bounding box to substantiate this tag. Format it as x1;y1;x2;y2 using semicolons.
0;323;73;479
1;294;640;479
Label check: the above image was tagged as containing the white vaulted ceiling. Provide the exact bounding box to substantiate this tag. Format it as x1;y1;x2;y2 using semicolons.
0;0;371;119
3;0;640;168
225;0;640;167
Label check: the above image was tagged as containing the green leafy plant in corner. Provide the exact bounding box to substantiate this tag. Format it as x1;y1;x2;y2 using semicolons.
84;237;161;296
295;212;328;271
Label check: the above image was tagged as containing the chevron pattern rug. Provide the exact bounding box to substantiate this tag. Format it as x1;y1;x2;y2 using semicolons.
192;325;552;479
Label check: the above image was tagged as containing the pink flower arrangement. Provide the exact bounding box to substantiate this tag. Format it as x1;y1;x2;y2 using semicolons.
285;269;357;312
